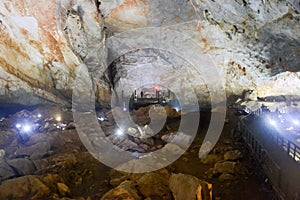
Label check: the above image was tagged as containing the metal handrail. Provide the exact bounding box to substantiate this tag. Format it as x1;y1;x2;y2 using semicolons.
245;108;300;163
274;134;300;162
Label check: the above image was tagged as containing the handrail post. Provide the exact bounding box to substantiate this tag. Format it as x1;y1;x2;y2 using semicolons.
293;144;296;159
287;140;291;156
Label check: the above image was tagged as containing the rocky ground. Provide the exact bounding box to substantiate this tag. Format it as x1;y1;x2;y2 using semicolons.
0;104;276;200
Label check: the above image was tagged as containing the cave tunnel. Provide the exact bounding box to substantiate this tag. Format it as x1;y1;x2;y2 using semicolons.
0;0;300;199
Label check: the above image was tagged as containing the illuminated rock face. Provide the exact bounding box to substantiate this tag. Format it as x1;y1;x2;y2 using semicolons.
106;0;300;102
0;0;299;106
0;0;109;106
0;0;77;105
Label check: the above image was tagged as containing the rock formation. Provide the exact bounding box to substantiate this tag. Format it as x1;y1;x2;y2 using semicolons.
0;0;298;107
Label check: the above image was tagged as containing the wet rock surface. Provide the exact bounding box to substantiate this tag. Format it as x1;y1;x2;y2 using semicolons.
0;105;276;199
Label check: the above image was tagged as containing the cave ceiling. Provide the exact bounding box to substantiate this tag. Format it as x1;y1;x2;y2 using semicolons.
0;0;299;107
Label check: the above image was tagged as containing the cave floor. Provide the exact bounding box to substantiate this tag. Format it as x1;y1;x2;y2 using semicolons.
0;106;277;200
170;111;276;200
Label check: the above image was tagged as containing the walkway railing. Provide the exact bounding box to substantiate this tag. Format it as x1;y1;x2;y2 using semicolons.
247;108;300;163
271;134;300;162
238;107;300;200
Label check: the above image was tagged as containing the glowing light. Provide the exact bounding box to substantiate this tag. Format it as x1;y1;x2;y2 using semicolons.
55;116;62;122
123;107;127;111
98;116;105;122
269;119;276;126
173;106;180;112
154;86;159;92
37;114;42;118
23;124;31;132
116;129;123;136
293;119;299;126
16;124;22;129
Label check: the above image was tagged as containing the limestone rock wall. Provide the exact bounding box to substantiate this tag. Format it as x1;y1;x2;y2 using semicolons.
191;0;300;98
0;0;299;106
105;0;300;103
0;0;75;105
0;0;109;106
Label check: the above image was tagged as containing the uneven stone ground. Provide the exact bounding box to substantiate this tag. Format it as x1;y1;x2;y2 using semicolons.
0;105;276;200
170;110;276;200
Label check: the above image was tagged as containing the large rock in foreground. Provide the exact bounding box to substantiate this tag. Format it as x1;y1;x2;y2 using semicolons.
169;173;212;200
0;175;50;199
137;172;171;198
101;180;141;200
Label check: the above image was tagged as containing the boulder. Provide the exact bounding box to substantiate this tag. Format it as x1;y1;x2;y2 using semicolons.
218;173;235;182
143;125;155;137
224;150;242;161
115;156;166;174
161;132;192;148
201;154;223;165
57;182;71;196
109;168;170;188
0;130;17;148
204;168;217;179
25;133;48;146
137;172;171;198
42;174;62;191
139;144;150;152
0;175;50;199
148;106;167;121
33;159;50;172
5;140;19;158
127;127;138;137
109;175;128;188
140;137;155;147
0;158;16;181
15;141;51;159
51;153;77;169
109;169;143;187
214;161;237;174
101;181;141;200
160;143;185;159
131;107;151;126
169;173;212;200
118;138;139;151
7;158;37;176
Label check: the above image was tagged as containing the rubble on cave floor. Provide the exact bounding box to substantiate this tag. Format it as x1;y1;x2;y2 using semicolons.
0;105;275;200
